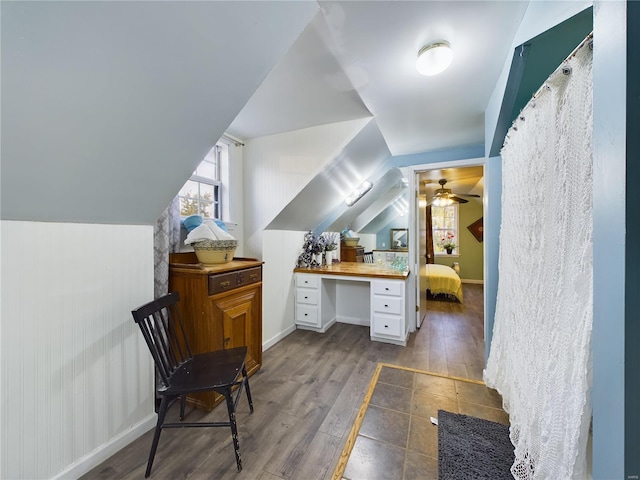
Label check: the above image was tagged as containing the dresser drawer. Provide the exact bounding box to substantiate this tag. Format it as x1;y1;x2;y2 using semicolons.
208;266;262;295
296;288;318;305
372;315;402;338
296;274;319;289
296;304;319;326
372;280;403;297
372;296;403;315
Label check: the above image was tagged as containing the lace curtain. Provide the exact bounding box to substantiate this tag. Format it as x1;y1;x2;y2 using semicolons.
154;196;181;299
484;37;593;480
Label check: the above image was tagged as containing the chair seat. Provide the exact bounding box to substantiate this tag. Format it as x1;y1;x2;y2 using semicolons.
160;346;248;396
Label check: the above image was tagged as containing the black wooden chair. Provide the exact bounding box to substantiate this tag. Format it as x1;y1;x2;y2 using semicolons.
131;291;253;477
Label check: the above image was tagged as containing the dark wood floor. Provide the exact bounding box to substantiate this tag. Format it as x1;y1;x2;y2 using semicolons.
82;284;485;480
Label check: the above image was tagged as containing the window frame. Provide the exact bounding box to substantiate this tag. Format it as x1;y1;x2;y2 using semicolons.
179;144;224;221
432;203;459;256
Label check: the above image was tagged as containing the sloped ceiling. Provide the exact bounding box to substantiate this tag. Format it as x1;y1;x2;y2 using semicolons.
230;1;529;156
226;1;529;236
1;1;318;224
329;168;406;233
266;119;391;232
227;11;372;140
3;1;588;234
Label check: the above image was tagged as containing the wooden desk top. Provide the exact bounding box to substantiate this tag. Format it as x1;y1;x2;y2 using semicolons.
294;262;409;280
169;252;263;275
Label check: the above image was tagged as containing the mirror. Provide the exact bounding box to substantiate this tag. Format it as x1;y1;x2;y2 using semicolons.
390;228;408;250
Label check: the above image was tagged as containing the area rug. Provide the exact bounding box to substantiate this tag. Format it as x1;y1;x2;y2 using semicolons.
438;410;514;480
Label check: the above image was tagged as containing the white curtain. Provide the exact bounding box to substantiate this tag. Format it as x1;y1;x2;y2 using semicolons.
154;196;181;299
484;37;593;480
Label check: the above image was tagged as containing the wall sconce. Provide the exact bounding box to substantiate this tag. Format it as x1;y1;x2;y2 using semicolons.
345;181;373;207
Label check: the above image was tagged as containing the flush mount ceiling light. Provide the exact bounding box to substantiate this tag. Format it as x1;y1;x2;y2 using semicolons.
345;181;373;207
416;41;453;76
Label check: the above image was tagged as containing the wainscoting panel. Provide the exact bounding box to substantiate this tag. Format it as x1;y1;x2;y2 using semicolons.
1;221;155;479
262;230;306;348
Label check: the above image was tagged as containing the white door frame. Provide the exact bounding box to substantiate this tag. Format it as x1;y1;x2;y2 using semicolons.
406;157;485;332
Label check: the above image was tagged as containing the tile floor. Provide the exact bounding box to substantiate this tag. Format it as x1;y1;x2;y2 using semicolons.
340;364;508;480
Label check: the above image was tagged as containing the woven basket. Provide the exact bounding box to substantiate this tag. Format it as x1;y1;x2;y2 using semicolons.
193;239;237;264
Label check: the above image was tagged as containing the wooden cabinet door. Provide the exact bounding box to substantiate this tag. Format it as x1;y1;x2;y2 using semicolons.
210;284;262;377
187;284;262;411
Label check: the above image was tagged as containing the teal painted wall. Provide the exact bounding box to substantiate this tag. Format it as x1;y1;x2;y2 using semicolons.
484;156;502;361
434;198;484;281
592;2;626;477
625;3;640;474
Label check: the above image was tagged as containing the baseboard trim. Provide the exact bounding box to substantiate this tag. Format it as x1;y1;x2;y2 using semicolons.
337;316;369;327
52;413;156;480
461;279;484;285
263;324;296;351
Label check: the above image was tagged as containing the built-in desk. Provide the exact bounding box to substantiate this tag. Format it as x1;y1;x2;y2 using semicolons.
293;263;410;346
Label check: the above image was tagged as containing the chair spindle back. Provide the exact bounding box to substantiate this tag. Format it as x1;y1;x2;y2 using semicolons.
131;292;193;387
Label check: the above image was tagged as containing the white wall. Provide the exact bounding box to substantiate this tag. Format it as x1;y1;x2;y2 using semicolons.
0;221;155;479
358;233;377;253
225;137;245;256
243;118;370;258
262;230;306;349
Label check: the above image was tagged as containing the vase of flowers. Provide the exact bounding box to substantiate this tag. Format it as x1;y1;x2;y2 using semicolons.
323;232;338;265
297;231;327;267
438;233;457;254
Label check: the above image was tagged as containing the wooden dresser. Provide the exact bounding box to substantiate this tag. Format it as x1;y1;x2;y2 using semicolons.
340;245;364;262
169;253;263;411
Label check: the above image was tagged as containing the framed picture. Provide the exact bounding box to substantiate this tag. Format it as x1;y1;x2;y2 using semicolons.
467;217;483;242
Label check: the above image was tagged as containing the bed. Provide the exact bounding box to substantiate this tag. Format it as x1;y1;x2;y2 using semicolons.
425;264;463;302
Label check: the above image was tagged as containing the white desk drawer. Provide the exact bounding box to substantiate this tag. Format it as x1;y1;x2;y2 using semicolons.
372;296;402;315
372;280;402;297
372;315;402;338
296;288;318;305
296;304;319;326
296;274;319;289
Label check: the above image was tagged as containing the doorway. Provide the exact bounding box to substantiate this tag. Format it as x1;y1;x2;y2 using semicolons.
413;163;485;379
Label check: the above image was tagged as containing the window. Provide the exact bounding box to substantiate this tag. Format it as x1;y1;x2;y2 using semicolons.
432;204;459;254
179;142;229;220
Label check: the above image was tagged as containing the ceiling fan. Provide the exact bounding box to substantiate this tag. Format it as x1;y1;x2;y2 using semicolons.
428;179;480;206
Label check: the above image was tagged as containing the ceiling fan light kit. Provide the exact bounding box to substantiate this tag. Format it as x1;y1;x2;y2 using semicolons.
416;40;453;76
429;178;480;206
432;196;454;207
